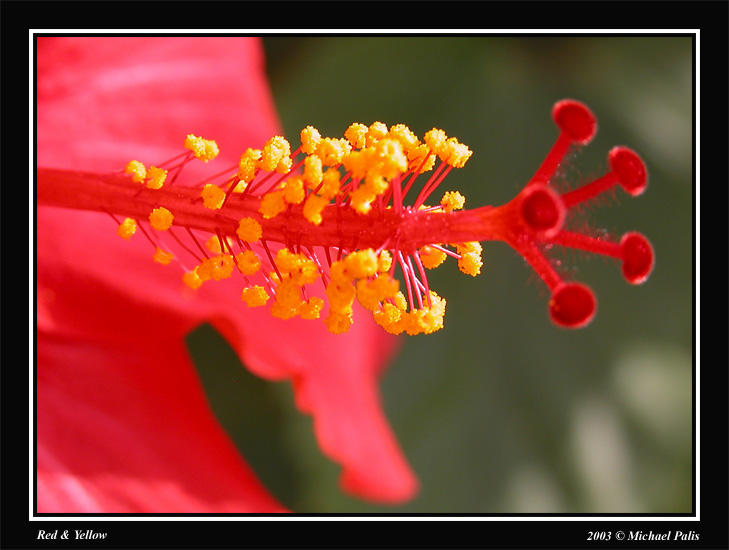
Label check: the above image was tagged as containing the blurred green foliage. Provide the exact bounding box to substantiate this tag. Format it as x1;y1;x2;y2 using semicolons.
187;36;693;514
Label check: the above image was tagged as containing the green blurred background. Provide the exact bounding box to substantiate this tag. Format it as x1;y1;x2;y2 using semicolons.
187;36;693;514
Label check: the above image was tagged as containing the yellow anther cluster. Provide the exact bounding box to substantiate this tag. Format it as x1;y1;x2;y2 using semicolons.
441;190;466;212
323;249;395;334
455;241;483;276
419;245;447;269
424;129;472;168
241;285;270;307
146;166;168;189
300;126;321;155
153;247;174;265
235;249;261;275
183;268;203;290
205;235;233;255
269;247;322;320
149;207;173;231
197;254;235;281
259;189;286;219
260;136;293;174
238;148;262;184
184;134;219;162
201;183;226;210
117;218;137;240
236;217;263;242
125;160;146;183
373;290;447;336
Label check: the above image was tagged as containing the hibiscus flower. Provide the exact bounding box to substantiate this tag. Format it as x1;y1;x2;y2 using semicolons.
35;36;415;513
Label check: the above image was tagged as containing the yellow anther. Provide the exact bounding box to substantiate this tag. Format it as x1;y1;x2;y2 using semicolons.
299;296;324;320
344;249;379;279
259;190;287;219
320;168;342;199
153;247;174;265
404;291;446;335
455;241;483;276
366;122;388;146
441;190;465;212
303;194;328;225
324;310;353;334
236;217;263;242
372;138;408;179
283;175;306;205
300;126;321;155
201;183;226;210
235;250;261;275
125;160;146;183
197;254;234;281
317;137;351;166
271;279;305;320
341;149;369;180
303;155;323;188
377;250;393;272
387;124;420;153
424;128;447;155
275;248;319;286
356;274;399;311
344;123;368;149
238;148;262;183
117;218;137;240
373;302;405;335
419;245;447;269
183;268;203;290
407;144;436;173
146;166;167;189
325;277;356;312
260;136;292;174
441;137;473;168
349;185;376;215
149;207;173;231
241;285;270;307
184;134;219;162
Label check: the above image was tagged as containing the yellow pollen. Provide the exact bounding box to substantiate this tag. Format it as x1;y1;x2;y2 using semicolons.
344;123;368;149
238;148;262;183
241;285;270;307
387;124;420;153
283;175;306;205
441;190;465;212
146;166;167;189
183;268;203;290
236;217;263;242
201;183;226;210
324;310;353;334
441;137;473;168
259;190;287;219
260;136;292;174
455;241;483;276
149;207;173;231
235;250;261;275
366;122;389;146
117;218;137;240
125;160;146;183
153;247;174;265
303;155;323;188
184;134;219;162
407;144;436;173
377;250;393;272
300;297;325;320
419;245;447;269
197;254;234;281
316;137;351;166
300;126;321;155
303;194;328;225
